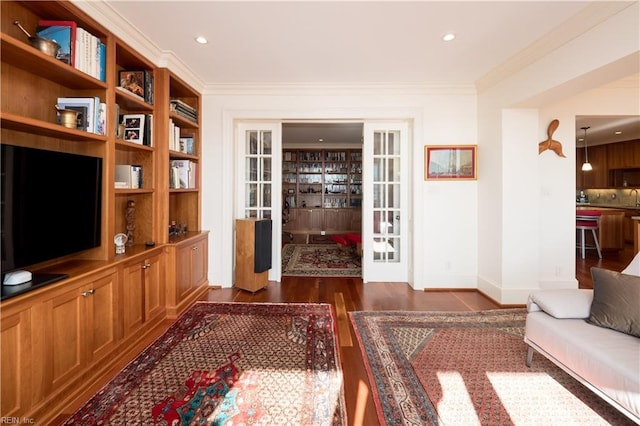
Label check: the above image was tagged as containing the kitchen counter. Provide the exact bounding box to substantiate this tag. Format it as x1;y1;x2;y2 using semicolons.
576;206;625;252
577;203;640;210
633;216;640;255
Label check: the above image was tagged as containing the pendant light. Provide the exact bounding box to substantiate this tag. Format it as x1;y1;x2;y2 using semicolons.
581;126;592;171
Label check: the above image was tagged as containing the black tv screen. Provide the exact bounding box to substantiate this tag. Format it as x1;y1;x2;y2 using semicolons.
1;144;102;273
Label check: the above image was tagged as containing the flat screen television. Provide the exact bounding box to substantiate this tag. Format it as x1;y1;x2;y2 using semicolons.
1;144;103;281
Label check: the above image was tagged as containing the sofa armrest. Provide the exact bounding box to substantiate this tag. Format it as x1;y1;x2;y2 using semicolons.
527;289;593;319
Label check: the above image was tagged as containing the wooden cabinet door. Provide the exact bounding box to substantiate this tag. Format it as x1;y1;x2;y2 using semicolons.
625;141;640;168
175;243;193;301
123;250;164;337
324;209;350;232
42;286;85;394
144;251;165;322
349;209;362;232
581;144;608;188
122;260;145;337
606;142;625;169
623;209;640;244
190;236;208;289
1;308;32;417
298;209;323;231
86;270;119;363
176;235;208;300
608;141;640;169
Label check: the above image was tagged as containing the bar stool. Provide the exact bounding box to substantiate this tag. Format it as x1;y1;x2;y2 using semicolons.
576;210;602;259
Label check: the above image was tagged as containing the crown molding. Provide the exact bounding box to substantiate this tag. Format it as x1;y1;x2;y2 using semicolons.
69;0;205;92
476;1;636;93
202;82;477;97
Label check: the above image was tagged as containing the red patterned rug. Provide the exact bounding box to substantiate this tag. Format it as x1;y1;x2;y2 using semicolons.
282;244;361;277
63;302;346;425
350;309;634;425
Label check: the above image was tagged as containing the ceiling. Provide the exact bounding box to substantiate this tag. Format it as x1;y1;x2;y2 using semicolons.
101;1;639;146
105;1;595;86
576;115;640;147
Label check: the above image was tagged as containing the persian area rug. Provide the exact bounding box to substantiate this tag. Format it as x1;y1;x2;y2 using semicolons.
64;302;346;425
350;309;634;426
282;244;361;277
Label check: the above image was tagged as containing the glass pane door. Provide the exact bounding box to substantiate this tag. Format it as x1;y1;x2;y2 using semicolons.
236;122;282;281
244;130;273;219
363;122;409;282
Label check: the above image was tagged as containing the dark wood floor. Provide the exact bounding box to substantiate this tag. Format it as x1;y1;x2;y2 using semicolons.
206;281;502;426
576;243;636;288
54;244;636;425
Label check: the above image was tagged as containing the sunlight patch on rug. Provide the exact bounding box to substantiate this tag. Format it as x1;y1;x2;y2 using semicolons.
350;309;634;426
487;372;604;425
436;372;478;424
63;302;346;425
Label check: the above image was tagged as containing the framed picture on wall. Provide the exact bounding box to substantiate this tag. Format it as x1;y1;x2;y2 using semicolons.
425;145;477;180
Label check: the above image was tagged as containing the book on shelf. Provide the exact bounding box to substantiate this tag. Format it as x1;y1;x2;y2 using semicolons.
97;102;107;136
179;136;195;155
169;160;196;189
169;99;197;121
36;20;76;66
144;71;154;105
169;119;181;151
71;26;105;81
144;114;153;146
57;97;101;134
115;164;142;189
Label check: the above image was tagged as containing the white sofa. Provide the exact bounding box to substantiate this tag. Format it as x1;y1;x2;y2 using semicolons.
524;265;640;424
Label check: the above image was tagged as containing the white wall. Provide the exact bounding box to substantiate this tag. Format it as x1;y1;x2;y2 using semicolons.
201;89;479;288
201;2;639;302
477;2;639;303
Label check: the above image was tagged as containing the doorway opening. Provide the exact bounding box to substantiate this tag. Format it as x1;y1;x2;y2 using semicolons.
281;122;364;277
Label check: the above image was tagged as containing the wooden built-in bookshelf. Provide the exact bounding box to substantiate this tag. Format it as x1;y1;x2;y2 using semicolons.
282;149;362;241
0;0;208;420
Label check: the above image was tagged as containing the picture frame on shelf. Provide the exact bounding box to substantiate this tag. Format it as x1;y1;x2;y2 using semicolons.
121;113;145;145
425;145;477;180
37;20;77;66
118;70;145;98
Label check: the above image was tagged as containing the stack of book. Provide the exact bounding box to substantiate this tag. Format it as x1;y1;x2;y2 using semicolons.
169;99;197;122
169;160;197;189
115;165;142;189
57;97;106;135
169;119;181;151
37;20;106;82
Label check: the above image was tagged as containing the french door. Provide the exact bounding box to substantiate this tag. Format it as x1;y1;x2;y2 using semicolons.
362;122;410;282
236;122;282;279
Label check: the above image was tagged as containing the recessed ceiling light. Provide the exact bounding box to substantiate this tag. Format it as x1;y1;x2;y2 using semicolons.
442;33;456;42
615;131;622;135
195;36;208;44
318;138;324;142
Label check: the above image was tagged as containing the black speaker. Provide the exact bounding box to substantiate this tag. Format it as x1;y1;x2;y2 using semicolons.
254;219;272;273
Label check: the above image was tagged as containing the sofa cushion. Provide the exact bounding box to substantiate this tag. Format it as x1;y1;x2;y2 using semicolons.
527;289;593;319
588;267;640;337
